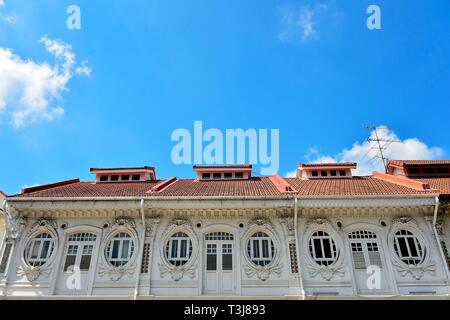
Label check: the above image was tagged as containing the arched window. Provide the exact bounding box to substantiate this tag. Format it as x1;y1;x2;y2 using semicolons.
105;232;135;267
393;230;425;265
247;232;275;266
165;232;192;266
25;233;55;267
63;232;97;271
308;231;338;266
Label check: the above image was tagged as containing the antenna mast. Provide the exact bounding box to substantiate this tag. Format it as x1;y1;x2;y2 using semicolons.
364;125;400;172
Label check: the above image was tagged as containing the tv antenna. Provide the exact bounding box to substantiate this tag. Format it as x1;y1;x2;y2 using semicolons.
363;125;400;172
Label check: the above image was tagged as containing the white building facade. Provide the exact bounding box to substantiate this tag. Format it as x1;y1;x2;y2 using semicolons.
1;163;450;299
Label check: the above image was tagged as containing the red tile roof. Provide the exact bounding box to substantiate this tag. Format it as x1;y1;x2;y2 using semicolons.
298;162;357;167
90;166;155;172
388;160;450;167
285;177;432;196
414;177;450;196
14;181;160;198
11;175;434;199
149;177;285;197
193;165;252;169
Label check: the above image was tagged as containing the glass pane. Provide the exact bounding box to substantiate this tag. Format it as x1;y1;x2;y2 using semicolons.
40;240;51;259
80;255;92;271
222;254;232;271
170;240;178;258
262;240;269;258
121;240;130;259
30;241;40;259
313;239;323;258
407;237;418;257
111;240;120;259
253;240;260;258
207;254;217;271
398;238;409;257
180;240;187;258
323;239;332;258
64;255;77;271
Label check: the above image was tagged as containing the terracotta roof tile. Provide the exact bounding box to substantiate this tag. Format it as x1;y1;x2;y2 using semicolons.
285;177;431;196
388;160;450;167
414;177;450;196
11;175;432;198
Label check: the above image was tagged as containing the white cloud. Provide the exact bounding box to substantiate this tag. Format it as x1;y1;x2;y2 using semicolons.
0;37;91;128
279;4;327;42
1;13;17;24
0;1;4;7
285;126;445;177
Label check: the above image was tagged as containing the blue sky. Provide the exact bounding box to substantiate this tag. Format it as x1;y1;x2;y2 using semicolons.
1;0;449;194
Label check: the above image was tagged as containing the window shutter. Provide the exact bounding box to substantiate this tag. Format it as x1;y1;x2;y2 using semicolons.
368;251;382;268
352;251;366;270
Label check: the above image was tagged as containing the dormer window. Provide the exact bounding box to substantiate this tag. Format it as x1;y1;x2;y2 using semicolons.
202;173;211;180
296;163;357;179
194;165;252;180
423;168;435;174
408;167;421;175
437;167;449;174
91;166;156;182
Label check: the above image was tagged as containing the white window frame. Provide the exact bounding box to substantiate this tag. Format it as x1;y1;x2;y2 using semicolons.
106;232;135;267
308;231;338;266
25;233;55;267
393;230;425;265
166;232;192;266
247;232;274;266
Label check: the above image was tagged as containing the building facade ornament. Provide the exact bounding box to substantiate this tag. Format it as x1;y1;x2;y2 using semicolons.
241;217;282;281
158;218;199;281
17;219;59;282
388;216;435;280
303;218;346;281
98;217;139;281
6;214;26;240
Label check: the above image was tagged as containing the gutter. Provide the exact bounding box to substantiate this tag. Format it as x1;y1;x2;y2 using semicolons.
431;196;450;285
134;198;146;300
294;197;305;298
6;193;439;202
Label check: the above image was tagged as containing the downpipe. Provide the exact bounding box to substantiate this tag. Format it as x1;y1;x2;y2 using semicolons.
134;198;146;300
294;197;306;299
431;196;450;288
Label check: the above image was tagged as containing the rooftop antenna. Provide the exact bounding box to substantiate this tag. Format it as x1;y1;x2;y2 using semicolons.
363;125;400;172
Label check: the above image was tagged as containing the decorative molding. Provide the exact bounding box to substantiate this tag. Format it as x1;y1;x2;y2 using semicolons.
388;216;435;280
98;217;139;281
17;219;59;282
145;217;161;237
303;218;346;281
158;218;199;281
5;214;26;240
241;217;283;281
158;263;197;282
16;265;51;282
307;263;346;281
244;263;282;281
279;217;295;237
98;264;136;281
393;261;436;280
26;219;57;237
